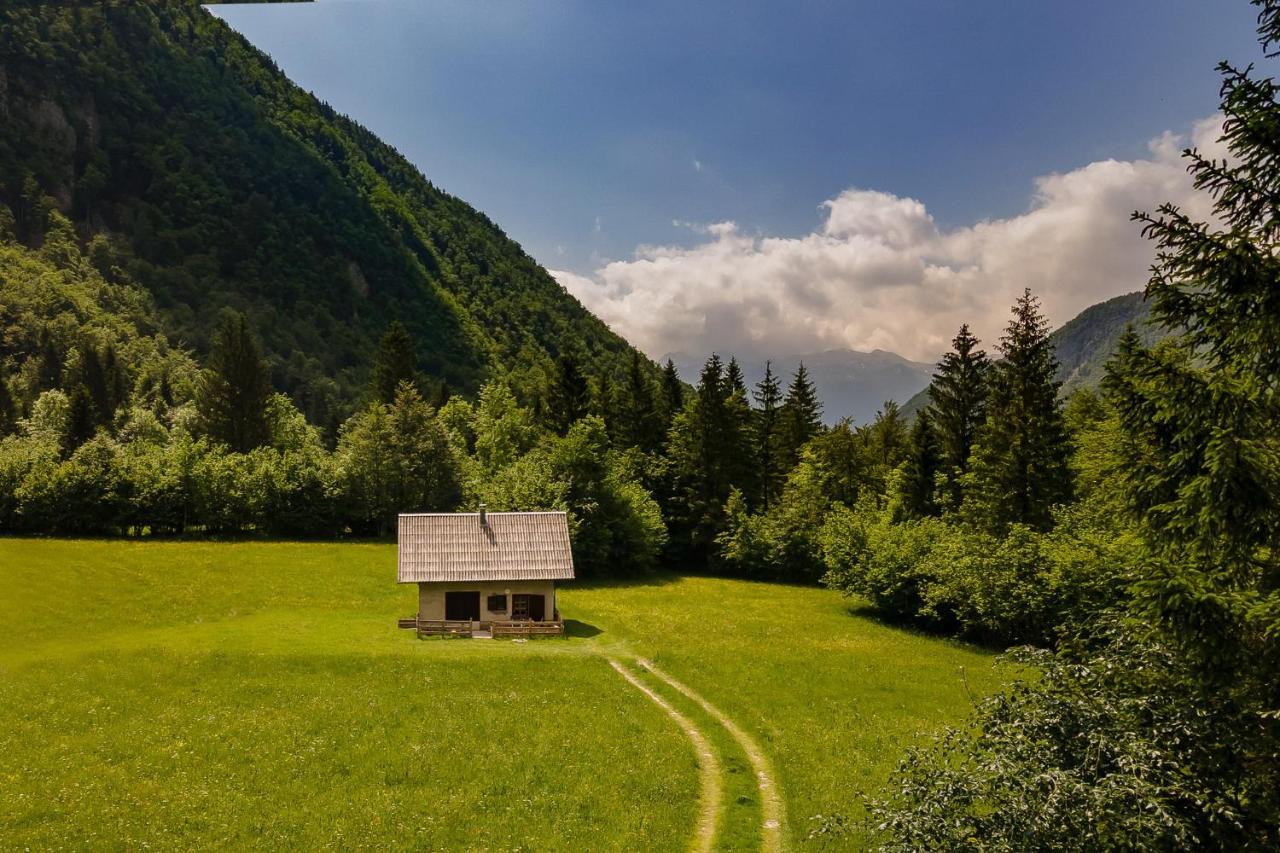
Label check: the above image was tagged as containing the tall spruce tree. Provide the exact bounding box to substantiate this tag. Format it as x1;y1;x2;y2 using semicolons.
927;324;990;507
196;312;273;453
657;358;685;442
548;347;591;434
35;327;62;392
723;359;756;505
753;361;784;510
897;407;942;519
370;320;420;404
667;354;734;561
619;351;661;452
0;367;14;436
779;362;823;469
965;289;1071;532
592;370;618;440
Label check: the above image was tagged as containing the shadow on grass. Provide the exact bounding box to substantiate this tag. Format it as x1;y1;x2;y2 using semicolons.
563;619;603;638
842;601;1009;652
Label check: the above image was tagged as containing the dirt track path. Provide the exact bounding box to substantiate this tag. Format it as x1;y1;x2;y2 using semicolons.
608;658;721;853
638;658;786;853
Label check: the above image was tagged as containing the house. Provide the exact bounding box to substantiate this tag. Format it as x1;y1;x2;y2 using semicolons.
397;507;574;636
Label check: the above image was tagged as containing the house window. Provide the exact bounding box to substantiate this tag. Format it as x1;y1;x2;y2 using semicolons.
487;594;507;613
511;594;530;620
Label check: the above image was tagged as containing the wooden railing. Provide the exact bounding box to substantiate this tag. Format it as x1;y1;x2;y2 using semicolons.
413;619;473;637
491;620;565;637
398;617;564;637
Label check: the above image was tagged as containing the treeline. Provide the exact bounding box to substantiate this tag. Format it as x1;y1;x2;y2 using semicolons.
866;3;1280;846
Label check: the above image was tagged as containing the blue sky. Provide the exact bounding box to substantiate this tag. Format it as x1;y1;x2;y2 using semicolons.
213;0;1262;360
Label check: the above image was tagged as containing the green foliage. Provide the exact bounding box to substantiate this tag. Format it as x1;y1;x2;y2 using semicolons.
336;383;460;536
752;361;785;511
195;312;273;453
870;627;1246;851
369;320;420;404
895;407;942;520
925;324;989;507
779;362;823;469
0;0;654;417
876;4;1280;845
964;289;1073;533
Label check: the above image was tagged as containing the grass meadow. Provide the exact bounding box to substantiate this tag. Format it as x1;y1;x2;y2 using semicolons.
0;539;1004;850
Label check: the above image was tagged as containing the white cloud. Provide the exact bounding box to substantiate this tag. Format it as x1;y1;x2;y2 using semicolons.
553;116;1226;363
693;159;703;172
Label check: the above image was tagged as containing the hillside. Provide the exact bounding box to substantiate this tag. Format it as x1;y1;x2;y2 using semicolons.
668;348;934;425
903;290;1165;417
0;0;648;425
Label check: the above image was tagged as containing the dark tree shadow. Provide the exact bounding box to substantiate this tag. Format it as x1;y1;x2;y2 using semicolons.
562;619;602;638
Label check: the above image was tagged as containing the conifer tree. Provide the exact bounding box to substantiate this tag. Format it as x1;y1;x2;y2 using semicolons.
548;347;591;434
927;324;989;507
723;360;756;504
592;370;618;440
898;407;942;518
724;357;747;394
0;367;14;436
667;354;734;560
657;358;684;442
370;320;419;404
965;289;1071;532
779;362;823;469
753;361;784;510
35;327;62;392
196;312;273;453
620;351;661;452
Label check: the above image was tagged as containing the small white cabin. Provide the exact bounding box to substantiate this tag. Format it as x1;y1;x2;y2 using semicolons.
397;508;574;636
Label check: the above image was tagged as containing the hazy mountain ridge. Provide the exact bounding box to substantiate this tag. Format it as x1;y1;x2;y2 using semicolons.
666;348;935;425
902;291;1165;417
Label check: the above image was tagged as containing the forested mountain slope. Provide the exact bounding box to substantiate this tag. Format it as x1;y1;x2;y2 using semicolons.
0;0;646;425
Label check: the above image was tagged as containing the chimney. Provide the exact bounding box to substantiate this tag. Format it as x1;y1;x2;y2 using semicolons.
479;503;487;527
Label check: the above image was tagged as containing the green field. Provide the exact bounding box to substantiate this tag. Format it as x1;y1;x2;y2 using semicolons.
0;540;1003;850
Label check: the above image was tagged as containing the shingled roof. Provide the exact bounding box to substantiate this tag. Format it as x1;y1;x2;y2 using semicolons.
397;511;576;583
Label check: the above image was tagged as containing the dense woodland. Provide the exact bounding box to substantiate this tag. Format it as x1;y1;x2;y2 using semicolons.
0;0;651;434
1;0;1278;848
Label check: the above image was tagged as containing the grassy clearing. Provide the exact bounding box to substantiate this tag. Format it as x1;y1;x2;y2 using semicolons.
566;576;1006;847
0;540;1003;850
0;540;696;850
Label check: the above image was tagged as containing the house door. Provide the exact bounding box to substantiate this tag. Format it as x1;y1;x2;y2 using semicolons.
445;591;481;622
512;594;546;621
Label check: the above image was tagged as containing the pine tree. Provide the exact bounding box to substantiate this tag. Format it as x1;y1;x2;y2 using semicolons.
779;362;823;469
725;357;747;394
370;320;419;404
927;324;989;507
753;361;784;510
723;361;755;505
35;327;62;392
196;312;273;453
592;370;618;440
0;367;14;436
548;347;591;434
619;351;661;452
657;358;684;443
898;407;942;519
965;289;1071;532
667;354;733;561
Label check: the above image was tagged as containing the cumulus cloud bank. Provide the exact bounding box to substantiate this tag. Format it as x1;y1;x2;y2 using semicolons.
553;117;1225;363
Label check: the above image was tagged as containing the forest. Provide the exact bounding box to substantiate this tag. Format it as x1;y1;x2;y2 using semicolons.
1;0;1278;848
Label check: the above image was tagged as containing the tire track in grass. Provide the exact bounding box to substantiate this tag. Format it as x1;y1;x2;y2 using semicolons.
608;658;721;853
638;658;786;853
